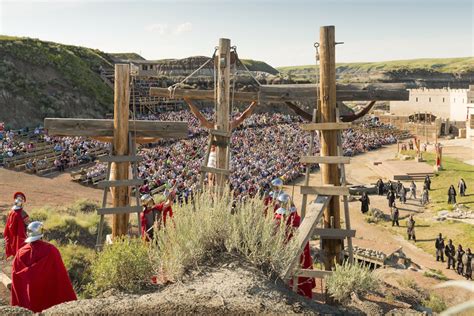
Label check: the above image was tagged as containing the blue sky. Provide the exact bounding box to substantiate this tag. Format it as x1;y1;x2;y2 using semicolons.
0;0;472;66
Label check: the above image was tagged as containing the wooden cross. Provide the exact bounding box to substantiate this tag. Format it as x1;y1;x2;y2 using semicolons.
44;64;188;238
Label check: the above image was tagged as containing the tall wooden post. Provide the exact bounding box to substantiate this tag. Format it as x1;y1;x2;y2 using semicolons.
215;38;231;187
319;26;342;269
111;64;130;237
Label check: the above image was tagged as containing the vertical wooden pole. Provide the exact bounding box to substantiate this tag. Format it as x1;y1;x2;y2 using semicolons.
111;64;130;237
319;26;342;270
216;38;231;187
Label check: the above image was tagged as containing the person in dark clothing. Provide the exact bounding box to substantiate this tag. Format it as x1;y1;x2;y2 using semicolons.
456;245;465;275
445;239;455;269
387;189;396;208
409;181;417;200
464;248;472;280
458;178;467;197
396;180;402;198
359;192;370;214
424;175;431;190
448;185;457;204
435;233;445;262
391;205;399;227
376;178;384;195
407;215;416;242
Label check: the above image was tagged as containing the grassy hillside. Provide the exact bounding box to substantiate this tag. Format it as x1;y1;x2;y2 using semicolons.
241;59;279;75
0;35;114;128
278;57;474;74
108;52;145;61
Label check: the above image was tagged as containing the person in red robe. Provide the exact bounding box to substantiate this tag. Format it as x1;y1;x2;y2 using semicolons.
263;178;285;215
11;221;77;312
4;192;29;258
274;193;315;299
155;190;175;227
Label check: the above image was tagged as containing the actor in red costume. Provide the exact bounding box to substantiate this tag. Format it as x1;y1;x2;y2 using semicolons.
4;192;29;258
11;221;77;312
140;194;160;240
275;193;315;299
155;190;175;227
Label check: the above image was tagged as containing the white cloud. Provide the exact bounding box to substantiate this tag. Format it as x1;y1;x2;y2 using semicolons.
173;22;192;35
144;23;168;35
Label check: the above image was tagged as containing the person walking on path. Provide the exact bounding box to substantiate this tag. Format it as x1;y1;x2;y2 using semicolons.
376;178;385;196
399;185;407;204
424;175;431;190
435;233;445;262
445;240;455;270
421;187;429;205
359;192;370;214
387;189;396;208
458;178;467;197
407;215;416;242
448;185;457;204
456;245;465;275
409;181;417;200
463;248;472;280
391;204;400;227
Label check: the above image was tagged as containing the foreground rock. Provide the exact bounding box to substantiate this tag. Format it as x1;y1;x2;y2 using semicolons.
44;255;341;315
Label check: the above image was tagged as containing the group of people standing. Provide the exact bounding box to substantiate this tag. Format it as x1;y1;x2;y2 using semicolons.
435;233;472;280
447;178;467;204
3;192;77;312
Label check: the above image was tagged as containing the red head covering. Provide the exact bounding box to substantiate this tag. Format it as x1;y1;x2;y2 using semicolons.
13;192;26;202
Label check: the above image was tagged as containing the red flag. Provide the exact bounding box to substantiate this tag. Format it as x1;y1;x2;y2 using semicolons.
11;240;77;312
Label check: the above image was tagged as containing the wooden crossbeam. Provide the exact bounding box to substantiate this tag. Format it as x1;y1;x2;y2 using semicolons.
201;166;231;175
296;269;333;278
314;228;356;239
300;185;350;196
300;156;350;164
282;195;331;280
97;206;142;215
97;179;144;189
98;156;143;163
209;129;232;138
44;118;188;139
300;122;351;131
150;83;409;102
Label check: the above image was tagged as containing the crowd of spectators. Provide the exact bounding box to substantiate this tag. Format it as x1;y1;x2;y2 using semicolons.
84;110;410;198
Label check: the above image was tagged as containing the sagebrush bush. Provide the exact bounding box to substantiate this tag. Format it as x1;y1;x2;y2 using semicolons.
86;237;157;296
153;189;300;280
422;294;447;313
326;261;379;302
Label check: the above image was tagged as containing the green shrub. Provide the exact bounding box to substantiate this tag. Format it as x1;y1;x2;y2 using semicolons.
86;237;157;296
153;189;300;280
326;261;380;302
423;269;449;281
56;242;96;297
422;294;447;313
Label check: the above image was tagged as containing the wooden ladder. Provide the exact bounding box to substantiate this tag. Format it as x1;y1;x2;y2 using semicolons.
199;129;231;189
283;106;355;289
95;132;144;249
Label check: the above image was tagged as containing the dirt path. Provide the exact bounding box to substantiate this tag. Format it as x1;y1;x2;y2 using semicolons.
0;168;103;212
285;143;465;281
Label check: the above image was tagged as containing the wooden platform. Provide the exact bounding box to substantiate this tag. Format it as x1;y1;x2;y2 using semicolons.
368;160;434;181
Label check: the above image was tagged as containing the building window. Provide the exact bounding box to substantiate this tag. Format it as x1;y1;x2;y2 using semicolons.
416;97;418;102
442;97;445;102
454;98;456;102
429;97;431;102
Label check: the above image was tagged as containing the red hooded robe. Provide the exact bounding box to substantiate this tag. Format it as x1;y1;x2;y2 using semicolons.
11;240;77;312
3;208;28;258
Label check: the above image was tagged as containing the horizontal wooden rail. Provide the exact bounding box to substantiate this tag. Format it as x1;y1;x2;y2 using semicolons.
201;166;231;175
296;269;333;278
314;228;356;239
98;156;143;163
300;122;351;131
209;130;232;138
97;179;144;189
300;156;350;164
300;185;350;196
97;206;142;215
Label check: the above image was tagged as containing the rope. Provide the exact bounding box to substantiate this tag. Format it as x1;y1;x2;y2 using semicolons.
233;46;261;87
168;47;218;99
